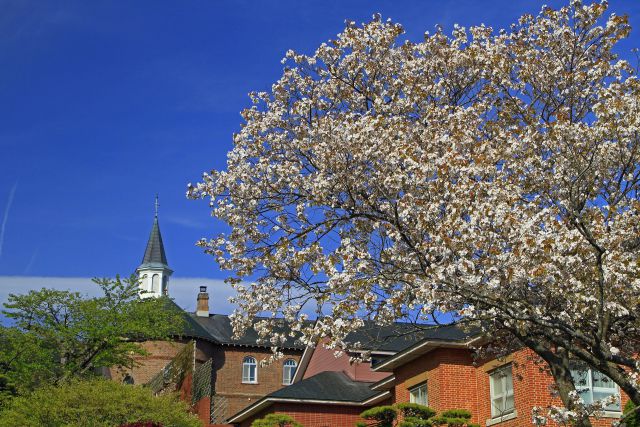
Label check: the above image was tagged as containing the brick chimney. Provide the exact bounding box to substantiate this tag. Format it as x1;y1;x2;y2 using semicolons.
196;286;209;317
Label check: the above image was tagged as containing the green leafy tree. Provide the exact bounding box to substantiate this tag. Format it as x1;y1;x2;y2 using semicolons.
0;378;201;427
251;414;303;427
0;275;184;406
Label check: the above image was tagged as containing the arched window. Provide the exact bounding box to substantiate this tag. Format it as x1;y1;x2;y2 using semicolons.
151;274;160;293
242;356;257;383
282;359;297;385
123;374;134;385
162;276;168;295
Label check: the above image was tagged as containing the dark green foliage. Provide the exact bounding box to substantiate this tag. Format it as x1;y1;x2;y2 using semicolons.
430;417;469;426
251;414;303;427
119;423;164;427
358;405;476;427
399;416;434;427
0;378;201;427
360;405;398;427
430;409;474;427
0;275;185;407
624;400;640;427
438;410;471;420
396;403;436;420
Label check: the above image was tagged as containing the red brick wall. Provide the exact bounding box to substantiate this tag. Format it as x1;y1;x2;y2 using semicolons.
240;402;372;427
212;346;303;421
392;348;479;421
304;340;390;382
107;339;189;385
392;347;628;427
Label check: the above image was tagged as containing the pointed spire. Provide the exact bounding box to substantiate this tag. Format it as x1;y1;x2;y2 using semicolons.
139;195;169;268
137;196;173;298
141;216;169;266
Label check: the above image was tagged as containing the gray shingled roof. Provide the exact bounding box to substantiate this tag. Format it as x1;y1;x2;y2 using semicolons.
139;216;169;268
268;371;378;401
227;371;389;423
344;322;478;352
189;314;306;349
178;312;476;352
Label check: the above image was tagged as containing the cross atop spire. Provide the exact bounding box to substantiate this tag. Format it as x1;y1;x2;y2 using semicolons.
155;194;159;218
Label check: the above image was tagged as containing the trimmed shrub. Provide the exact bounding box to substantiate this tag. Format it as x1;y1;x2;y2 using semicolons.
439;409;471;420
252;414;303;427
396;403;436;420
360;405;398;427
398;416;434;427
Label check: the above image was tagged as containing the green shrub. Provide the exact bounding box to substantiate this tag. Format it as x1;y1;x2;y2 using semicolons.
360;405;398;427
438;409;471;420
431;417;470;427
398;416;434;427
396;403;436;420
624;401;640;427
0;378;201;427
251;414;302;427
358;404;477;427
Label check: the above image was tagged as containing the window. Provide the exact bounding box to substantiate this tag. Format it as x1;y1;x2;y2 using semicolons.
122;374;134;385
489;365;515;418
409;383;428;406
242;356;257;383
151;274;160;293
283;359;297;385
571;367;620;411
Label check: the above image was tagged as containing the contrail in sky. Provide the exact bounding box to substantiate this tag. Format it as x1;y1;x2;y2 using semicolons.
0;182;18;259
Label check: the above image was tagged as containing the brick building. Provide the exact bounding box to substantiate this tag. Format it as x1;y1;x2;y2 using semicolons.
108;213;305;426
231;329;628;427
112;211;628;427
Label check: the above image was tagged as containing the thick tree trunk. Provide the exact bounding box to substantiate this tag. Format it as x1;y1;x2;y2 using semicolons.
517;337;594;427
546;355;593;427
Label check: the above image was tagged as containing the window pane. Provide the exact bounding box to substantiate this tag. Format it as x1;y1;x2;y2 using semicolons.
490;366;514;417
504;369;513;393
409;384;427;406
593;391;621;411
505;394;515;412
571;369;589;390
570;367;620;411
492;397;504;413
592;371;615;389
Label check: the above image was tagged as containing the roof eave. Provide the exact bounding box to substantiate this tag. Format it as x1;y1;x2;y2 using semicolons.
372;335;484;372
227;391;392;424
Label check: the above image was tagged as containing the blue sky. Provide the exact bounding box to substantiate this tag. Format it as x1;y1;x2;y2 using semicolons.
1;0;639;309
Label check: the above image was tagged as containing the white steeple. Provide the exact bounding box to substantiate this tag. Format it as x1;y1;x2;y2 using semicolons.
136;195;173;298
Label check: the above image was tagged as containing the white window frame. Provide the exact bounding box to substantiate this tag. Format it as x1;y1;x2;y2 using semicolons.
409;382;428;406
242;356;257;384
489;364;515;418
570;366;621;412
282;359;297;385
